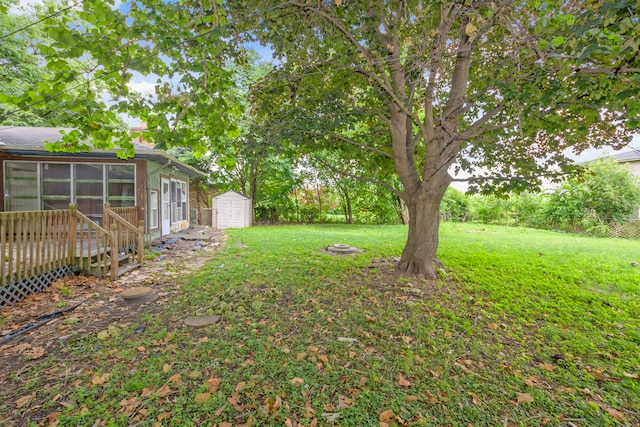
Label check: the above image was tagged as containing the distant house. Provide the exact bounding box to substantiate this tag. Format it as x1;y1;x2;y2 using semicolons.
0;126;206;239
612;149;640;178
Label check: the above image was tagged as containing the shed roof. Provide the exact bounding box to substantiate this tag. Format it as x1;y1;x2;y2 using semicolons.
0;126;206;178
213;190;250;199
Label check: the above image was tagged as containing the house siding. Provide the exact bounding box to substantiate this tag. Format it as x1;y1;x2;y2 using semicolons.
145;160;192;240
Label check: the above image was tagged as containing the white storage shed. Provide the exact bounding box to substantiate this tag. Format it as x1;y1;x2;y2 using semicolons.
212;191;252;229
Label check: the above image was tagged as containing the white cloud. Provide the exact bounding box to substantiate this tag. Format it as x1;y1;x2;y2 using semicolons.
8;0;45;15
127;80;158;98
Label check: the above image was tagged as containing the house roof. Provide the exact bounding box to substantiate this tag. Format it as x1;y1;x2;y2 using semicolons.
613;150;640;163
0;126;206;178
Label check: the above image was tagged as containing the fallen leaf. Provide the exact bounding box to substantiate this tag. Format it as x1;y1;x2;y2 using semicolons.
235;381;246;392
397;374;412;387
162;364;171;373
321;412;340;421
516;393;534;404
168;373;182;384
334;0;342;6
157;411;170;422
468;391;480;405
157;385;172;398
303;403;315;418
90;373;110;386
424;390;439;403
219;423;232;427
265;395;282;413
228;393;242;410
525;376;541;387
16;394;34;409
488;323;499;330
291;377;305;387
194;392;211;403
429;370;440;378
296;352;307;360
539;363;556;372
141;387;155;398
206;377;221;393
623;372;640;379
26;347;46;360
606;406;625;422
318;354;329;364
405;395;418;402
380;409;396;423
338;395;353;409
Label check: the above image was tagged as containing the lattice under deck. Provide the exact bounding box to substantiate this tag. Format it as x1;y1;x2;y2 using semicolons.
0;265;73;307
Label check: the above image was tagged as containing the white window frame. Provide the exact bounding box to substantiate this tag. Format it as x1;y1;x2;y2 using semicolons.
3;160;137;211
149;190;159;229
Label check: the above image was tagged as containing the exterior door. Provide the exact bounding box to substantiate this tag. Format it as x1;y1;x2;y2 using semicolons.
217;199;231;228
230;200;245;227
161;177;171;236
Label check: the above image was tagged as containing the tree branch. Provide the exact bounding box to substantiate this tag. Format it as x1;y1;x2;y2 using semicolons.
300;130;394;158
313;156;403;197
451;170;572;183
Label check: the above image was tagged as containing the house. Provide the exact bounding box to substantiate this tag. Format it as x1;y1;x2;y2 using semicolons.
0;126;206;239
613;149;640;178
0;126;208;306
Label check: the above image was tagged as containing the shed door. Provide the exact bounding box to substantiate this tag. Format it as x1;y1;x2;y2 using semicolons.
230;200;245;227
217;199;232;228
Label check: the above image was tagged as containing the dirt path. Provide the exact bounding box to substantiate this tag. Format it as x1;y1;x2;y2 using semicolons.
0;226;225;394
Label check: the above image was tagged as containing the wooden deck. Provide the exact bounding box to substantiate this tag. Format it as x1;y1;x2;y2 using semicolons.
1;204;144;307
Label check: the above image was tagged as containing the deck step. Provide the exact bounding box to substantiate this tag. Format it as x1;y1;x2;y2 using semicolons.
106;262;141;278
90;253;130;269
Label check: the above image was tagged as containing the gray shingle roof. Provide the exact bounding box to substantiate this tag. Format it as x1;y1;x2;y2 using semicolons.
0;126;205;178
613;150;640;163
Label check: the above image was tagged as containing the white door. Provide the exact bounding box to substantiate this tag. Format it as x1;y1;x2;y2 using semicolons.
217;199;231;228
161;178;171;236
231;200;245;227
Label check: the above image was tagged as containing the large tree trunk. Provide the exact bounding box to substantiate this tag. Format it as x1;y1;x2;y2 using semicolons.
397;176;449;280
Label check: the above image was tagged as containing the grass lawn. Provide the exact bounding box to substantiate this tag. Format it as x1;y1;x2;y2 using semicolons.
2;223;640;426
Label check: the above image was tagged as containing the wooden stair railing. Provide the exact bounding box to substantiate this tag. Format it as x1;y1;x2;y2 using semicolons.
69;203;111;278
103;204;144;279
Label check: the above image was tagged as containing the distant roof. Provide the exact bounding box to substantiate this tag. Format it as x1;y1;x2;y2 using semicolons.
0;126;205;178
613;150;640;163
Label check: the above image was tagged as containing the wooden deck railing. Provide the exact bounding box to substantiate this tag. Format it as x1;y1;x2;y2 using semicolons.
1;210;72;287
103;204;145;275
1;204;144;290
105;204;138;227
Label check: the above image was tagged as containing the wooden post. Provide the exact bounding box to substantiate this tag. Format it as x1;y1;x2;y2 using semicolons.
138;220;145;265
69;203;77;265
1;214;6;287
103;202;110;229
110;223;118;280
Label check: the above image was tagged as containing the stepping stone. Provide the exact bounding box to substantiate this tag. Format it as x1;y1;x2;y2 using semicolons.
184;315;221;328
121;287;157;304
